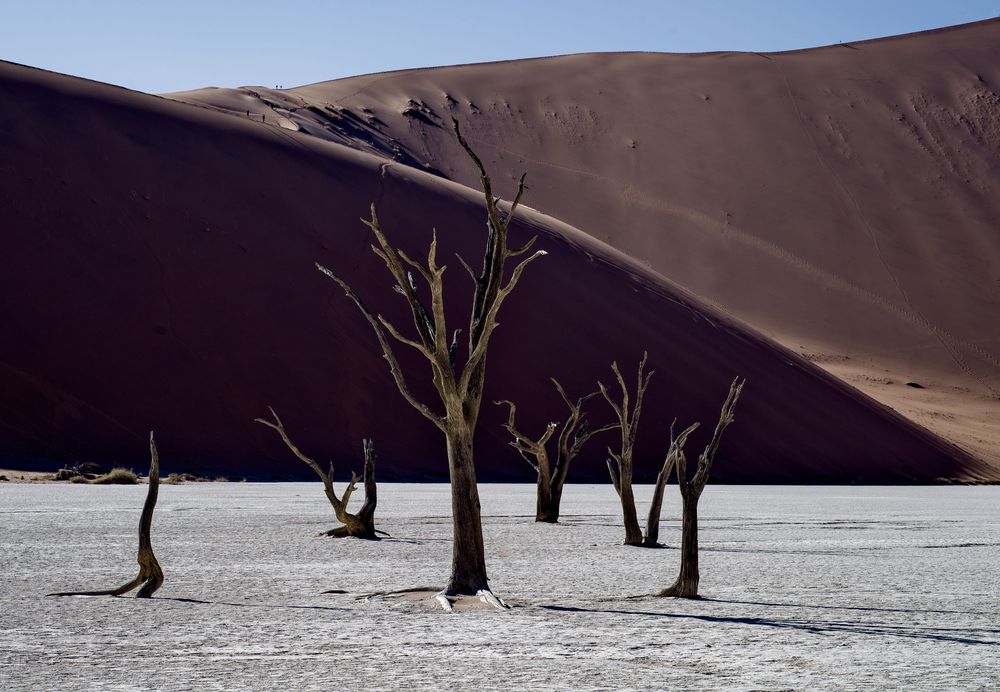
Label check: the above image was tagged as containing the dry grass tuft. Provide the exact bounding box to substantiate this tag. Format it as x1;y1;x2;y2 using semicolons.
90;468;139;485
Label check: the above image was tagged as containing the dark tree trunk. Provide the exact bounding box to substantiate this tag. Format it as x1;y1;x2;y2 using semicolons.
619;482;644;546
661;492;700;597
643;423;697;547
536;469;557;523
542;448;576;523
49;431;164;598
355;439;378;527
642;463;670;547
319;438;379;539
536;477;564;523
445;429;490;595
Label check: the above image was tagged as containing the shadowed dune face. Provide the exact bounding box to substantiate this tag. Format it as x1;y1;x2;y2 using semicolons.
171;19;1000;472
0;40;993;481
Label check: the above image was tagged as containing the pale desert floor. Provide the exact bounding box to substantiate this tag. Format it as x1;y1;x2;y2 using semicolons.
1;483;998;690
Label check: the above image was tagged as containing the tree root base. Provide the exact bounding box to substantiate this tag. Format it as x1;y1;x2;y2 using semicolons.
318;525;381;539
657;587;702;599
353;586;510;612
436;588;510;612
47;572;163;599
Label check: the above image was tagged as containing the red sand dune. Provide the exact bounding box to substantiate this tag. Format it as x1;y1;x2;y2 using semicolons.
0;22;997;482
171;18;1000;477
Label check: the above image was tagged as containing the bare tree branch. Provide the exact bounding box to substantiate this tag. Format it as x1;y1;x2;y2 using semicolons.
496;400;557;452
452;117;491;191
316;262;446;431
692;377;745;492
448;329;462;367
607;457;622;497
503;173;528;229
598;379;624;422
255;408;381;539
362;205;437;351
455;252;477;283
398;248;434;284
379;314;434;358
574;422;620;451
459;248;547;396
509;234;537;258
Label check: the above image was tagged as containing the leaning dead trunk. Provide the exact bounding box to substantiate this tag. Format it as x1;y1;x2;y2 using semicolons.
497;379;617;523
256;408;379;539
643;420;699;547
49;431;164;598
660;378;745;598
316;119;544;607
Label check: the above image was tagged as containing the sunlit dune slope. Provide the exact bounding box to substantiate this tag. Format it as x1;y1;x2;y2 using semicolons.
0;55;992;481
171;19;1000;473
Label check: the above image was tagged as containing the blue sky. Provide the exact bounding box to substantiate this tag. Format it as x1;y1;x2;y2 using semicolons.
2;1;998;93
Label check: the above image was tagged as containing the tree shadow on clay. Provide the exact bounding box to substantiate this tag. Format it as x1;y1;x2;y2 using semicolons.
540;605;1000;646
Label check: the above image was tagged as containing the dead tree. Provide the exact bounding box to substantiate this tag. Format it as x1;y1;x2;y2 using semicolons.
48;431;164;598
599;353;654;546
256;407;378;539
496;379;617;522
316;118;545;605
643;419;700;547
660;377;745;598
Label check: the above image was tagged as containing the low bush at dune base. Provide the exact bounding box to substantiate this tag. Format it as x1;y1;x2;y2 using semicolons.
90;468;139;485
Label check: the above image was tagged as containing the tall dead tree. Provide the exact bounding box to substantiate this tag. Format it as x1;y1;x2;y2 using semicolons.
317;118;545;605
49;431;164;598
660;377;745;598
496;379;617;522
599;353;654;546
256;407;379;539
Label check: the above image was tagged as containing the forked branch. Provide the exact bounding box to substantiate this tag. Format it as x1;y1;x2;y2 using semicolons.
256;408;381;539
691;377;746;494
452;118;540;388
495;399;557;470
316;262;446;432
